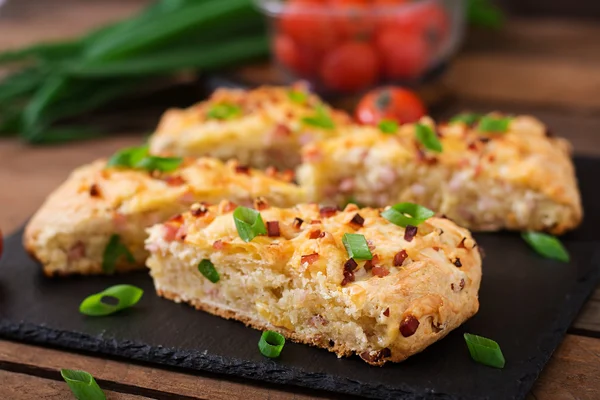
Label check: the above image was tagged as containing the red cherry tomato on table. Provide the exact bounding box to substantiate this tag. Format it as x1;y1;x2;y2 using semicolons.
375;28;429;80
320;41;380;93
355;87;426;125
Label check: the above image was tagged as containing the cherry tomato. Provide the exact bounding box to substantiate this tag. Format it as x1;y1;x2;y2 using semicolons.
382;2;450;51
375;28;429;80
373;0;410;5
355;87;426;125
329;0;374;40
320;41;380;93
274;35;321;77
279;0;338;50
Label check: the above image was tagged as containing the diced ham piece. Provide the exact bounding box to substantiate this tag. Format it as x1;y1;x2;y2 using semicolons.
372;265;390;277
338;178;355;192
303;147;323;162
400;315;420;337
162;224;179;242
298;134;313;145
164;175;186;186
67;241;86;262
178;191;196;204
301;253;319;265
113;212;128;232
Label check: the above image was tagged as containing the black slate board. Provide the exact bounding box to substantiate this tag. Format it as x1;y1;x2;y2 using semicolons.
2;157;600;400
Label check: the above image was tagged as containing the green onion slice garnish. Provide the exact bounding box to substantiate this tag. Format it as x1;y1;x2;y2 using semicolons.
198;259;220;283
301;105;335;130
107;145;182;173
521;232;570;262
344;196;364;208
464;333;505;369
102;234;135;274
107;145;149;168
477;116;512;133
134;155;182;172
206;103;242;120
381;202;435;228
233;206;267;242
450;113;482;125
342;233;373;260
79;284;143;317
415;123;442;152
378;119;399;134
61;369;106;400
288;89;307;104
258;330;285;358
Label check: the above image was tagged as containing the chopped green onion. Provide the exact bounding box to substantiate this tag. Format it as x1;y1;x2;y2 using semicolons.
415;123;442;152
521;232;570;262
301;105;335;130
464;333;505;368
107;145;182;173
258;330;285;358
477;116;512;133
135;155;183;172
344;196;364;208
378;119;399;134
288;89;307;104
233;206;267;242
61;369;106;400
342;233;373;260
206;103;241;120
198;259;220;283
79;284;143;317
102;234;135;274
450;113;482;125
107;145;149;168
381;202;435;228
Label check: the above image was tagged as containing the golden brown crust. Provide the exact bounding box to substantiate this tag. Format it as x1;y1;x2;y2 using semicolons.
148;85;352;170
25;158;305;276
297;115;582;234
146;201;481;365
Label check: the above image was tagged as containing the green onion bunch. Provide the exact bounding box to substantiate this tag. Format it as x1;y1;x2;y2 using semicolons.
0;0;268;143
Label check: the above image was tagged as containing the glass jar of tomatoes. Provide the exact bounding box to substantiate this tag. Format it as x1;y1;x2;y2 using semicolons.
256;0;465;95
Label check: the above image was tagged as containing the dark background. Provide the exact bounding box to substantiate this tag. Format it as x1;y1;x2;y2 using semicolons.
498;0;600;18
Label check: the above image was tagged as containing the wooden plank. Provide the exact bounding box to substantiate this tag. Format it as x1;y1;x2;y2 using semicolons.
0;136;140;234
0;369;149;400
0;340;330;400
572;288;600;333
2;335;600;400
445;54;600;111
0;0;147;49
530;335;600;400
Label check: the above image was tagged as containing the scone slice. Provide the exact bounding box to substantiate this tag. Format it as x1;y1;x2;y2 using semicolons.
24;158;305;276
148;85;352;170
146;201;481;365
297;115;582;234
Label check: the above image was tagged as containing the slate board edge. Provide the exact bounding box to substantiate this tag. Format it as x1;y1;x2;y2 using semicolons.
508;250;600;398
0;319;458;400
1;244;599;400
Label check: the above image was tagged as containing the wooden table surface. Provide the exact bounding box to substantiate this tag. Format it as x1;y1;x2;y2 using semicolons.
2;1;600;399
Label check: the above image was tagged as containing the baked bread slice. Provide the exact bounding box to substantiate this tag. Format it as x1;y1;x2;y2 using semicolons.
25;158;305;276
297;115;582;234
145;201;481;365
148;85;352;170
